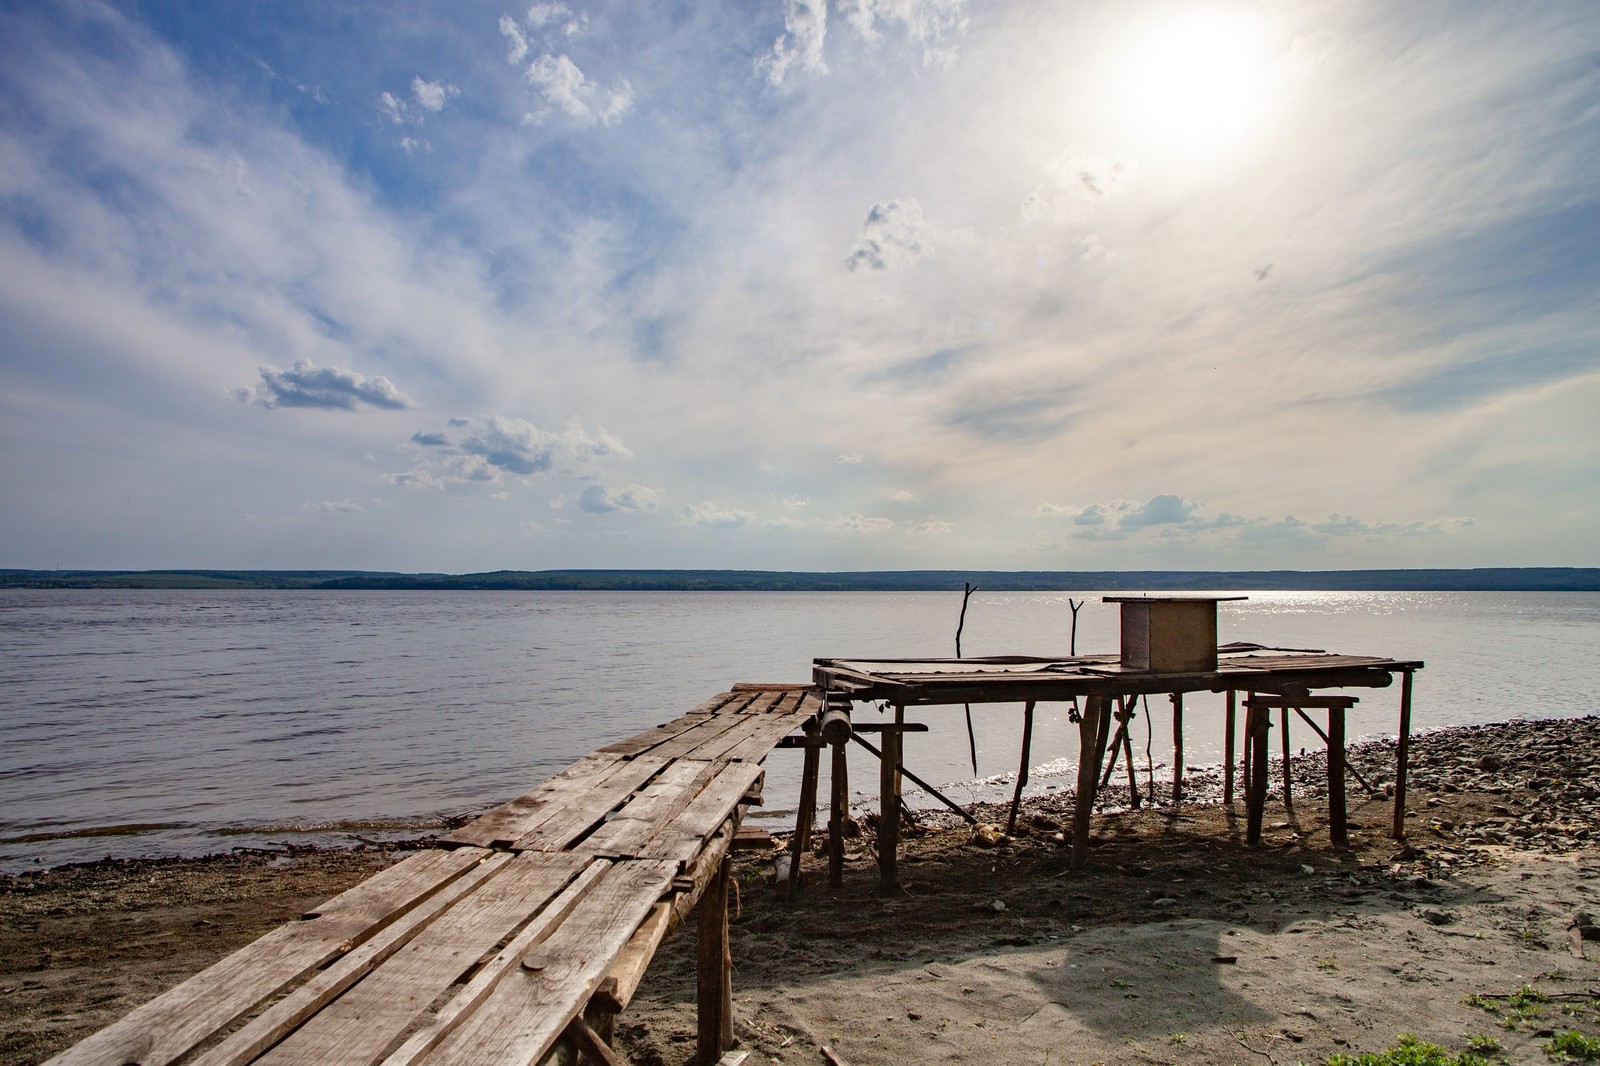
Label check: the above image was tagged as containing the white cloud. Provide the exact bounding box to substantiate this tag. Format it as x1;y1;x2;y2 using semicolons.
836;0;969;65
498;16;530;64
393;414;628;487
576;482;661;513
410;77;458;113
311;499;366;513
678;502;755;528
234;360;413;411
831;513;895;535
1021;148;1136;226
905;518;951;535
524;54;633;126
758;0;828;87
844;199;936;272
836;454;864;464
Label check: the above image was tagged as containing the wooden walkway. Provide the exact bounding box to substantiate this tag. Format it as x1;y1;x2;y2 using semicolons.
50;684;820;1066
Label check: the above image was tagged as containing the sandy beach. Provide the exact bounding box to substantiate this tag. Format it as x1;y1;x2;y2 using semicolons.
5;716;1599;1066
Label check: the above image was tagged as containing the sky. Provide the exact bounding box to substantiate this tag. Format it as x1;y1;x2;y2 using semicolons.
1;0;1596;573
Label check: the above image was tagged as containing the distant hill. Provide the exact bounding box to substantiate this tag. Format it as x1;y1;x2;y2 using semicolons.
3;567;1598;591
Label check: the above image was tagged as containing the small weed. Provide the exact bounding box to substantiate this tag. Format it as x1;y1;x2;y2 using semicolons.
1545;1030;1600;1061
1464;1034;1501;1056
1109;977;1132;989
1167;1032;1188;1045
1316;956;1339;973
1468;984;1552;1031
1325;1033;1494;1065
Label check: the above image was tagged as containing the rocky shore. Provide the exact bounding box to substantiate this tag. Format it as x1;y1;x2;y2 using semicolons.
4;715;1599;1066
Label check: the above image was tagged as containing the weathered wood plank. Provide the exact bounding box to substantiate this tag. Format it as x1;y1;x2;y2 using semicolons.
249;853;590;1066
46;847;491;1066
637;703;764;763
197;852;519;1066
509;757;669;853
377;859;613;1066
597;693;744;756
719;700;821;763
415;859;677;1066
442;753;624;848
584;760;720;859
636;763;764;862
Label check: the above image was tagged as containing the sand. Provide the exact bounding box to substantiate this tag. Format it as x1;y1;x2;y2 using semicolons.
5;717;1599;1066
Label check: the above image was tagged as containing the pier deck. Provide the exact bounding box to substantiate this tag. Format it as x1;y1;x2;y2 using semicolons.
49;685;819;1066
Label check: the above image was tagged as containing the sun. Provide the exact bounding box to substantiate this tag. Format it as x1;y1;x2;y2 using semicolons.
1110;9;1272;155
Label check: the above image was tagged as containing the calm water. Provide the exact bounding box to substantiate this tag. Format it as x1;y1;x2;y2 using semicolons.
2;589;1597;872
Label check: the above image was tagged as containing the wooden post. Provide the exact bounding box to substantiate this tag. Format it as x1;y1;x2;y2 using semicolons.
1245;700;1270;846
1121;700;1140;808
786;722;821;902
1328;702;1348;847
696;857;733;1065
829;738;847;888
1170;693;1184;804
1071;694;1109;869
877;709;903;895
1392;669;1414;839
1279;707;1293;809
1223;690;1236;805
1005;701;1036;836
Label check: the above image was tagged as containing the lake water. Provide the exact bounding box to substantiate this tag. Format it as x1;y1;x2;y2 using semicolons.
2;589;1597;872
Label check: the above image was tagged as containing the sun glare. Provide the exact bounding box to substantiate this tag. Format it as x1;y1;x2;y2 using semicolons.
1111;9;1271;155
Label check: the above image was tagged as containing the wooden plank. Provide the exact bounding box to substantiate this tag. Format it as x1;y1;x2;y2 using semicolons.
682;698;798;762
443;753;624;848
246;853;590;1066
416;859;677;1066
729;682;813;692
639;704;763;763
598;693;745;756
46;847;491;1066
584;760;720;858
636;763;765;862
510;757;670;853
718;698;820;763
564;1016;629;1066
592;901;673;1013
197;852;519;1066
379;859;614;1065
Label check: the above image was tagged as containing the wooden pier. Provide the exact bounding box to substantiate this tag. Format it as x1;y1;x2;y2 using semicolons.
51;632;1422;1065
48;685;819;1066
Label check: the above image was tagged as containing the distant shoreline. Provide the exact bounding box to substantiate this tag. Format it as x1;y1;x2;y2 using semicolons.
2;566;1598;592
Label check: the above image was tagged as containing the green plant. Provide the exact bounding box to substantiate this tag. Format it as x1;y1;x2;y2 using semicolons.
1464;1034;1501;1056
1545;1030;1600;1061
1325;1033;1494;1066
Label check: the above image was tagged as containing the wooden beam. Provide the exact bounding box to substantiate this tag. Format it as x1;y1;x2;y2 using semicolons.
1328;703;1348;847
1005;702;1036;836
1223;690;1236;805
1245;700;1270;846
829;739;847;888
1070;694;1109;869
1279;707;1293;809
696;857;733;1065
877;706;903;895
565;1015;631;1066
1170;693;1184;804
1393;668;1415;839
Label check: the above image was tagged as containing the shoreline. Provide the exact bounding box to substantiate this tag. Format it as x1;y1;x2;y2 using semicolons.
5;715;1598;1065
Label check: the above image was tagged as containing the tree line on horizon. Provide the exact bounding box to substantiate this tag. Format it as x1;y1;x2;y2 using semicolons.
2;567;1597;592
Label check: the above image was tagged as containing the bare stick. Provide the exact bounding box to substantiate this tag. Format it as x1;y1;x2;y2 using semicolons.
957;582;979;776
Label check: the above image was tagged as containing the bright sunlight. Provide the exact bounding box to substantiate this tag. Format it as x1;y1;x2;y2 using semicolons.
1110;8;1273;155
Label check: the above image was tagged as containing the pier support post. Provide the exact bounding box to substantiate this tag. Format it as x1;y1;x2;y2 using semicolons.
877;707;904;895
786;719;821;902
1245;699;1270;846
1070;694;1111;869
1170;693;1184;803
1223;690;1237;805
1328;703;1348;847
1005;701;1036;836
696;856;734;1065
1280;708;1293;809
1392;669;1414;840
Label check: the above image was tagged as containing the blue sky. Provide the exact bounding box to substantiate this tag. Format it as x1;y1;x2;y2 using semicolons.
1;0;1596;572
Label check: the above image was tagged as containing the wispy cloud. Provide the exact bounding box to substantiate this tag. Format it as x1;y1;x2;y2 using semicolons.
393;415;627;487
